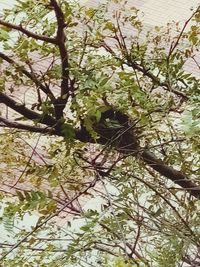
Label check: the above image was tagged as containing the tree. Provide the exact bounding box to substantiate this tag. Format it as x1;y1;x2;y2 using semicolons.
0;0;200;266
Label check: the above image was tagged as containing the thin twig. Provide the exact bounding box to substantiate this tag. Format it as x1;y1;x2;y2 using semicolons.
0;52;56;102
0;178;98;261
168;7;199;58
10;134;42;188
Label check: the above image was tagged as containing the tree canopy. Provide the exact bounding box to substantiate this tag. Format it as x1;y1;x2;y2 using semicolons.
0;0;200;266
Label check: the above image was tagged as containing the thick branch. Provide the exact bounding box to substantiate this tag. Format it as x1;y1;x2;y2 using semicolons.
0;52;56;102
76;117;200;198
0;19;57;44
0;92;56;127
0;103;199;198
50;0;70;118
141;150;200;198
77;110;200;198
0;116;56;135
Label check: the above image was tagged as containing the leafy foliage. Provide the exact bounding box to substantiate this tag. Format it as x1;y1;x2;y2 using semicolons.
0;0;200;266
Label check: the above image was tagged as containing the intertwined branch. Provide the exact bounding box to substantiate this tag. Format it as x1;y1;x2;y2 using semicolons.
0;2;199;202
0;177;98;261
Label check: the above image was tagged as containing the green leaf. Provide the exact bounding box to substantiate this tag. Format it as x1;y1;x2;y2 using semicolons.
0;29;9;41
104;21;117;32
85;8;96;18
61;123;75;140
99;76;111;87
16;191;25;202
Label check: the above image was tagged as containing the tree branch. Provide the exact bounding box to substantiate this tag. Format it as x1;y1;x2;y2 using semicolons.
0;92;56;127
168;7;199;58
77;110;200;199
126;61;188;100
0;178;98;261
101;41;188;99
1;96;199;199
0;242;81;253
76;114;200;199
141;150;200;198
0;52;56;102
0;19;57;44
0;116;55;135
50;0;70;119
